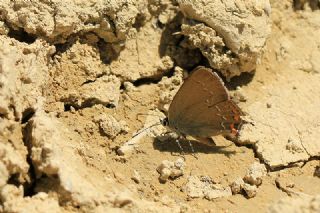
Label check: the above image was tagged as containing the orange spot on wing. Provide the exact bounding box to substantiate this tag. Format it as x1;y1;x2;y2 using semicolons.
229;103;242;135
230;123;238;135
231;106;241;122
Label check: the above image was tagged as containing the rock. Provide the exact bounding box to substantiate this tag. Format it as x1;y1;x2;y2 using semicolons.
158;67;184;112
180;23;235;78
268;194;320;213
0;143;29;186
62;75;121;108
0;184;24;202
93;114;128;139
0;1;142;43
28;111;118;208
243;162;267;186
204;184;232;201
237;73;320;169
230;178;245;194
184;176;206;198
0;162;8;188
157;158;185;182
242;183;257;198
107;22;176;81
174;158;185;169
123;82;138;92
177;0;271;79
0;185;61;213
229;163;267;198
0;36;53;120
184;176;231;200
0;21;9;35
132;170;141;184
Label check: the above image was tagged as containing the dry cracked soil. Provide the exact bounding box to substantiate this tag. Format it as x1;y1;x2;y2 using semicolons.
0;0;320;212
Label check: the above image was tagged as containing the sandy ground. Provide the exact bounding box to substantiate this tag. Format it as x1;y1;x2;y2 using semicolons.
0;0;320;212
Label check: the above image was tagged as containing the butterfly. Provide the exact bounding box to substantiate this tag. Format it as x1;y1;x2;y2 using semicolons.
161;66;243;146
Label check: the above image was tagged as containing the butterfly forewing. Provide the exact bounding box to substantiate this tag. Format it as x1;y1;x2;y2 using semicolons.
168;67;228;121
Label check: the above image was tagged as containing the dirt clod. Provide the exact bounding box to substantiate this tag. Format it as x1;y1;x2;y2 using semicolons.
157;158;185;182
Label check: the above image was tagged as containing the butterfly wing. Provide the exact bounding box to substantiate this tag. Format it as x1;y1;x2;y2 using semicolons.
175;100;243;137
168;67;242;137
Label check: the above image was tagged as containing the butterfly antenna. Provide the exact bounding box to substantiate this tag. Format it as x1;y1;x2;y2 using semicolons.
132;122;162;138
136;112;164;119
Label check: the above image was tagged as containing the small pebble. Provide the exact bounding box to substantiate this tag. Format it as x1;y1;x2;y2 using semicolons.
243;162;267;186
242;183;257;198
157;158;185;183
131;170;141;183
230;177;245;194
113;192;133;207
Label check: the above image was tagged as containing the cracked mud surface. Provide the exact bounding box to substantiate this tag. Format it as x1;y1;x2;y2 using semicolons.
1;0;320;212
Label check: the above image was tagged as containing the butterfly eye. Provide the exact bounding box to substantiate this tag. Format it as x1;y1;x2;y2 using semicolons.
161;117;169;126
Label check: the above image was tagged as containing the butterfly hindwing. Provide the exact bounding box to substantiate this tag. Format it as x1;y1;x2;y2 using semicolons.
168;67;243;137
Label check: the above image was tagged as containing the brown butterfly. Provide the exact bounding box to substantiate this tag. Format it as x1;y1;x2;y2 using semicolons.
161;66;243;146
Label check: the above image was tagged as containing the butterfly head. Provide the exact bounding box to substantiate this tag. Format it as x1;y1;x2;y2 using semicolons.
160;117;181;135
160;117;169;127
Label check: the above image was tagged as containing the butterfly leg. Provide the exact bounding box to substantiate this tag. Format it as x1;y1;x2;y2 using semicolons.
185;139;199;159
175;138;184;153
171;138;187;159
187;140;195;153
180;135;198;159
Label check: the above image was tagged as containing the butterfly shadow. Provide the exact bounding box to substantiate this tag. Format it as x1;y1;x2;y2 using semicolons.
225;72;255;89
152;136;237;157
